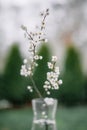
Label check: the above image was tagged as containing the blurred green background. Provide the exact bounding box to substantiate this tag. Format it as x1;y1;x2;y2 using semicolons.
0;43;87;106
0;43;87;130
0;0;87;130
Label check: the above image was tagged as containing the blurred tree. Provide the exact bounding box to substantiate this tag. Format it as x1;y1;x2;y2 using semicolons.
3;44;29;105
83;76;87;103
0;75;4;99
58;45;84;106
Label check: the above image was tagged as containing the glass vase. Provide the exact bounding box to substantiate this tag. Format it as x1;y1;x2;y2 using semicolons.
31;98;57;130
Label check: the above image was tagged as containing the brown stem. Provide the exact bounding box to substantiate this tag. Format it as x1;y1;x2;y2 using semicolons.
26;30;33;40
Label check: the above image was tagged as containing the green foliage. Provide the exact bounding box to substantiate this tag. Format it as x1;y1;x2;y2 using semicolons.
83;76;87;103
33;43;51;98
3;44;29;105
0;75;4;99
58;45;84;106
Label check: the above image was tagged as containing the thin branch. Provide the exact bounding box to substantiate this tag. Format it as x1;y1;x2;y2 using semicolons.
30;75;42;98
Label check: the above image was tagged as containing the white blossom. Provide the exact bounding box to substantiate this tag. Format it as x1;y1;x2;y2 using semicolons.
34;55;39;60
20;64;32;77
52;56;57;62
50;79;55;86
39;56;43;60
45;39;48;43
27;86;32;90
28;67;31;71
35;63;38;67
27;86;33;92
43;85;48;89
30;89;33;92
45;81;49;85
27;70;32;76
48;62;53;69
23;59;28;64
48;85;51;89
55;67;60;75
54;83;59;89
47;91;50;95
58;79;63;85
20;65;28;77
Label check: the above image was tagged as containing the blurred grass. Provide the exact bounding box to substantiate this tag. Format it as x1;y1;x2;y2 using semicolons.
0;106;87;130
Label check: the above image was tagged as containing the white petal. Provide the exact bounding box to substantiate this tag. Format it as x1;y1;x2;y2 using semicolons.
58;79;63;85
23;59;28;64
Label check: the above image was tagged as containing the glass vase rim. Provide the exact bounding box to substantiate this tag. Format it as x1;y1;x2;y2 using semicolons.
32;97;58;102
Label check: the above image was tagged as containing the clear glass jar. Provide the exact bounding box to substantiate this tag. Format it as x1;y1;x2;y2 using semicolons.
31;98;57;130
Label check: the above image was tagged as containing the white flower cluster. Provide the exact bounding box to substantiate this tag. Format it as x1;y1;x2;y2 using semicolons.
20;59;32;77
27;86;33;92
20;55;43;77
43;56;62;95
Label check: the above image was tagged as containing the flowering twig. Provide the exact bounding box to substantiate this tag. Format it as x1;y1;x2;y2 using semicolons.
20;9;62;98
20;9;49;97
43;56;62;95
